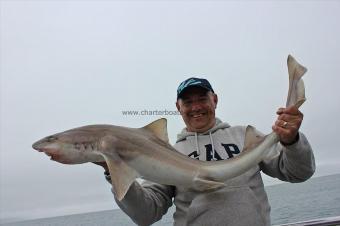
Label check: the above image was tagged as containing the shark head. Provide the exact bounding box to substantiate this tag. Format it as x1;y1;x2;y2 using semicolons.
32;135;61;151
32;127;104;164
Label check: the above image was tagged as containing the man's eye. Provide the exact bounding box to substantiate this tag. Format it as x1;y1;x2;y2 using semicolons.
183;100;192;105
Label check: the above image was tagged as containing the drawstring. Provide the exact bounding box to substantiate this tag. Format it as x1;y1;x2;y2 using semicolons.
195;132;200;155
209;131;216;161
194;131;216;161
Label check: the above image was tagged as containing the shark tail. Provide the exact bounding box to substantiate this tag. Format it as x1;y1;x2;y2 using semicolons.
286;55;308;108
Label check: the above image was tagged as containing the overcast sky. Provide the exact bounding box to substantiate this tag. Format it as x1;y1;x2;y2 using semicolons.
1;0;340;223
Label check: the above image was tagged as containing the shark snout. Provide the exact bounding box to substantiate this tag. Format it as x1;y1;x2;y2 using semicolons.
32;141;44;151
32;135;60;151
32;141;41;151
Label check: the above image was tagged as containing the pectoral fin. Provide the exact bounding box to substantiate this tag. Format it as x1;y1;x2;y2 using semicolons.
102;154;139;201
286;55;307;108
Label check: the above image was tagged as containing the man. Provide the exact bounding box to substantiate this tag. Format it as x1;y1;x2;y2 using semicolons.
99;77;315;226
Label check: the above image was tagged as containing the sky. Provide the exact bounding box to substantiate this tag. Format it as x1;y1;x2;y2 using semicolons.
1;0;340;223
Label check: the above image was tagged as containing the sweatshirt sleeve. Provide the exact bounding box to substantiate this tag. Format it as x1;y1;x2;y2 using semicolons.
110;179;175;226
260;132;316;182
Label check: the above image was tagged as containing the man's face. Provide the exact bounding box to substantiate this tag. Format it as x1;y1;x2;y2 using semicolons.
176;86;218;133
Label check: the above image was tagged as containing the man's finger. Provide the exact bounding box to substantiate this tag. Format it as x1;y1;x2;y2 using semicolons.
276;108;285;114
275;120;287;128
283;106;301;115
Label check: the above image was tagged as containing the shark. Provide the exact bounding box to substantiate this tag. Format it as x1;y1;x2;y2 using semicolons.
32;55;307;201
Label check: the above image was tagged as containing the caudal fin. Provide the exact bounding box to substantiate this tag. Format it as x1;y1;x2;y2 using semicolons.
286;55;308;108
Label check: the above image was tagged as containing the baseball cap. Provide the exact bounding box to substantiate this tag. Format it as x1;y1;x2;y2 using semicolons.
177;77;214;99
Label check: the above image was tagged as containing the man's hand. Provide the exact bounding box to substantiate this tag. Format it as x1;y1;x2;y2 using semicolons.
272;106;303;145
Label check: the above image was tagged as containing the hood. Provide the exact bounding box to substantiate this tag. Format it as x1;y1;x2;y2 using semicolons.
176;118;230;143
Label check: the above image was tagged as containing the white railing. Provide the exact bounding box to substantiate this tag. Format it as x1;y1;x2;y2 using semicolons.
276;216;340;226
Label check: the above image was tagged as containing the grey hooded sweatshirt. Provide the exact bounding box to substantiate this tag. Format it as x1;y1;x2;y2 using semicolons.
111;118;315;226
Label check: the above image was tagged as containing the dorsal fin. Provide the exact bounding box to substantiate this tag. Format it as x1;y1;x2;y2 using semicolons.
243;125;265;151
142;118;169;143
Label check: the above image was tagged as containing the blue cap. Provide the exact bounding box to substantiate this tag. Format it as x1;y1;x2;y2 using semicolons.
177;77;214;99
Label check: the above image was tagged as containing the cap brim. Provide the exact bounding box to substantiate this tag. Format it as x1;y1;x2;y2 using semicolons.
177;85;211;99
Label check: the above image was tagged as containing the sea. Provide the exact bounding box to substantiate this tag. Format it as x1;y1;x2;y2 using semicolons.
2;174;340;226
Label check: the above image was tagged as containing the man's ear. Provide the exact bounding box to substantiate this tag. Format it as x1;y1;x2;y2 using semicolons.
176;101;181;112
214;94;218;109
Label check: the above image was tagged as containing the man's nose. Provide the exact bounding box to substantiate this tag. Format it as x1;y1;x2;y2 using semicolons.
191;101;203;111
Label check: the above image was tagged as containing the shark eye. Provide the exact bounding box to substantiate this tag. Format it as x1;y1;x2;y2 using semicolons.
47;136;57;142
